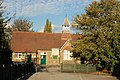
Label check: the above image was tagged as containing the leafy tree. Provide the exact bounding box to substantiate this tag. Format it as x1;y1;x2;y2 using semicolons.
12;18;34;32
0;1;12;64
44;19;52;33
72;0;120;72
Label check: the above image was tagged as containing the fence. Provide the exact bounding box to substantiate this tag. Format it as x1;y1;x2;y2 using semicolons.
60;63;96;73
0;63;35;80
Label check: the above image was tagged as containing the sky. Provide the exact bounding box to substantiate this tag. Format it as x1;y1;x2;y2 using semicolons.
3;0;98;33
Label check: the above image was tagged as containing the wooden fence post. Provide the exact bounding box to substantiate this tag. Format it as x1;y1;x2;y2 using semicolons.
74;63;76;72
61;63;63;72
87;65;88;73
60;63;61;72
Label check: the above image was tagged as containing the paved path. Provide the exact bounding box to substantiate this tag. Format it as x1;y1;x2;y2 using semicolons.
28;66;117;80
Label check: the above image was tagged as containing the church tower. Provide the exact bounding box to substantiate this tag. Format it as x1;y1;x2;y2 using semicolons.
62;17;70;33
61;17;71;40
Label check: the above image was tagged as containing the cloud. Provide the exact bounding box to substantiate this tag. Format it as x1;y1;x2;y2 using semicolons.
4;0;94;17
38;25;44;32
52;24;62;33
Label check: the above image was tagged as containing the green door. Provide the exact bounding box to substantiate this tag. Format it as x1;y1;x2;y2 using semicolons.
41;55;46;64
27;55;32;63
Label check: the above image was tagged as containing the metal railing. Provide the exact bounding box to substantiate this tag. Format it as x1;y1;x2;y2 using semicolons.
0;63;35;80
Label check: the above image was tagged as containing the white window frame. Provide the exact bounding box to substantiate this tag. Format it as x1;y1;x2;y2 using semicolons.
63;50;72;60
52;48;59;56
16;53;22;59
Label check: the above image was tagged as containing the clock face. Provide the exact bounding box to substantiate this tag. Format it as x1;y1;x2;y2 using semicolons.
63;26;70;32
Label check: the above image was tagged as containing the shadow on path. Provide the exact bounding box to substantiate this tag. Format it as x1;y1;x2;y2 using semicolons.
19;65;49;80
18;72;35;80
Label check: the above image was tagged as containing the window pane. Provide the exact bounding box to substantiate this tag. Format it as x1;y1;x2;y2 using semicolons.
63;54;68;60
63;50;72;60
68;54;72;60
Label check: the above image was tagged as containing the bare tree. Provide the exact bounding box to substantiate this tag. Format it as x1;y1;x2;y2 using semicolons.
12;18;34;32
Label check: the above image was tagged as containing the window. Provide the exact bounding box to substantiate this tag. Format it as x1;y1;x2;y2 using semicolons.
16;53;22;59
63;50;72;60
14;53;18;58
52;48;59;55
52;48;59;59
18;53;22;58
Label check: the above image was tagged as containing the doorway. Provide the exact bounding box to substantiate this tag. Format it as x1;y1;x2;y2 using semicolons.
41;52;46;65
27;55;32;63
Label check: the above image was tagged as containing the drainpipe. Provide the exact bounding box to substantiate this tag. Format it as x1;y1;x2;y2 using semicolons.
59;49;60;65
59;49;62;72
36;51;38;65
25;52;27;63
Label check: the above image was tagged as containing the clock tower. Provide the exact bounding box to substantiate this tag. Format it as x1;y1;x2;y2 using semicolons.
62;17;70;33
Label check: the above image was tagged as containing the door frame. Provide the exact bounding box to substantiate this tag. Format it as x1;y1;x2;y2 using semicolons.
40;52;47;65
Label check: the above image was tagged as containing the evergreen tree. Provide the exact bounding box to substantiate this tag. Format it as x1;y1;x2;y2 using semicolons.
44;19;52;33
72;0;120;72
0;1;12;64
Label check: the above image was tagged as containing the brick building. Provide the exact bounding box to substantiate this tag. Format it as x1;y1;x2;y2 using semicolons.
11;18;81;65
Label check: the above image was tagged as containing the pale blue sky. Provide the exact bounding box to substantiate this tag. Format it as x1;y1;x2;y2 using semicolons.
3;0;97;33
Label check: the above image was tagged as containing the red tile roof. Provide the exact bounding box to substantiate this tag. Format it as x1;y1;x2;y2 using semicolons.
61;33;72;40
11;32;81;52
